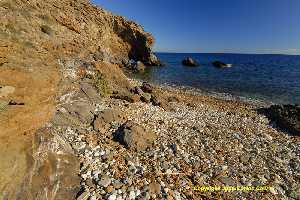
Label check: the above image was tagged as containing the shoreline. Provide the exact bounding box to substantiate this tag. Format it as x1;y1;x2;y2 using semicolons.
128;78;272;108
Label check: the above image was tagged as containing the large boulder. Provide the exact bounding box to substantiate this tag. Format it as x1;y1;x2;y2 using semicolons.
115;121;157;151
264;104;300;136
182;57;199;67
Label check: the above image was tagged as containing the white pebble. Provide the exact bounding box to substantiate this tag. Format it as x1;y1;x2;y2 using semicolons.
108;194;117;200
129;191;136;199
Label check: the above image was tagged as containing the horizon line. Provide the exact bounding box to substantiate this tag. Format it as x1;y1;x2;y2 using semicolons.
154;51;300;56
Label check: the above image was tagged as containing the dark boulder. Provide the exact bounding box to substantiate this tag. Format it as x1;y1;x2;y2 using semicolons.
262;104;300;136
150;95;161;106
212;61;232;68
141;82;153;93
130;86;143;95
182;57;199;67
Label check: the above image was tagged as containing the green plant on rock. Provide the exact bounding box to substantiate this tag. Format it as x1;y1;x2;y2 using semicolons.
93;71;110;97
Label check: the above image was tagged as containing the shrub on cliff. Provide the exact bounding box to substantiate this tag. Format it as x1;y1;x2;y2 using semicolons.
92;71;110;97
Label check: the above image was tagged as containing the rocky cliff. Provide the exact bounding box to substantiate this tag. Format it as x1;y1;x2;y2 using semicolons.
0;0;159;199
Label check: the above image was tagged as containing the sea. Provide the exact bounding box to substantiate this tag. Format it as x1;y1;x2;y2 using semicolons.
132;53;300;105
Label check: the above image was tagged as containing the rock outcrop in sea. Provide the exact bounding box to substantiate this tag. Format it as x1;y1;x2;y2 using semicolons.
212;61;232;68
182;57;200;67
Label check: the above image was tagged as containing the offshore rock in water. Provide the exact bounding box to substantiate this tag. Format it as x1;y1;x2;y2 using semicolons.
263;104;300;136
212;61;232;68
182;57;200;67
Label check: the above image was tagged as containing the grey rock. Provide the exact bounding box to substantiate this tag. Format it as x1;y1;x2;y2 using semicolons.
64;101;95;124
99;175;112;187
81;81;101;103
113;180;123;189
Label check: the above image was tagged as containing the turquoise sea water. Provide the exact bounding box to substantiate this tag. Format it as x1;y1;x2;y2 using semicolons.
133;53;300;105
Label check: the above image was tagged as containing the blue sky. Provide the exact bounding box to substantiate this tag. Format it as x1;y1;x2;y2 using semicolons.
93;0;300;54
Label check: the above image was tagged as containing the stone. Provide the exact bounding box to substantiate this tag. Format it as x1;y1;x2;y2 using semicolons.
99;175;112;187
149;182;161;195
64;101;95;125
111;92;138;103
140;93;152;103
93;109;123;132
141;82;153;93
77;192;90;200
131;86;143;95
86;178;96;189
147;53;163;66
108;194;117;200
113;180;123;189
134;61;146;72
218;177;236;186
106;185;114;193
212;61;232;68
182;57;199;67
150;95;161;106
170;143;177;154
262;104;300;135
167;195;174;200
129;190;136;199
168;96;180;103
239;155;250;164
158;98;171;111
115;121;157;151
81;81;101;103
131;94;141;103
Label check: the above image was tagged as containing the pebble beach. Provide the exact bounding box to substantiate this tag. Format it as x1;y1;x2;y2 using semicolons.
57;79;300;200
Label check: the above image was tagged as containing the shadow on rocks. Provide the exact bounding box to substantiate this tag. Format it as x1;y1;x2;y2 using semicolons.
257;104;300;136
112;124;127;146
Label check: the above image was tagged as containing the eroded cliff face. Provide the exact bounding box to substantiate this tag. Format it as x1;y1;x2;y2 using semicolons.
1;0;158;64
0;0;158;199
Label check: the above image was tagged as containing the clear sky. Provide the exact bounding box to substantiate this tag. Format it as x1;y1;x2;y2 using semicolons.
93;0;300;54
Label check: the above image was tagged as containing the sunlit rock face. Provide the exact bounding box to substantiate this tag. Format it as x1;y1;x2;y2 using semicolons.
0;0;159;199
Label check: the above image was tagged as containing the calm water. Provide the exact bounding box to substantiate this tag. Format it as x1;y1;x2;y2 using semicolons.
133;53;300;105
